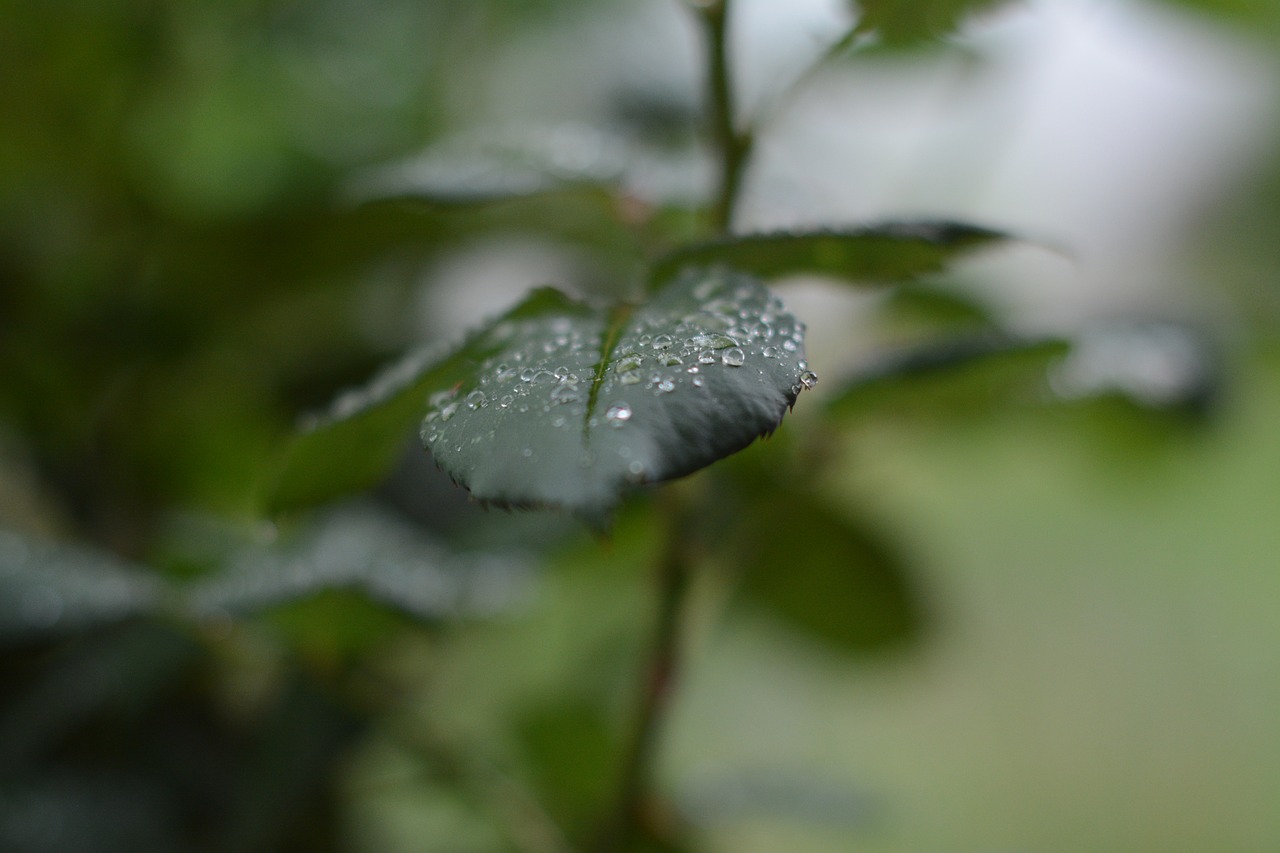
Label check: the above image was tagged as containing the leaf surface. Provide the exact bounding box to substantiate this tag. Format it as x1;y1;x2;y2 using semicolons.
420;270;814;514
648;222;1009;289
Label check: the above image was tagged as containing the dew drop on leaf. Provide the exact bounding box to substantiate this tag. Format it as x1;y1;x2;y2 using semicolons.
549;383;580;405
605;403;632;427
721;347;746;367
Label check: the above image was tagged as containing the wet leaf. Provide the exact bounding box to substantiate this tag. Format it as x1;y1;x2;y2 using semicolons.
418;269;814;515
648;221;1009;289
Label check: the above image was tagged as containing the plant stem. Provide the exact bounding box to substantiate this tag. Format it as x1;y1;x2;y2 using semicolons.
698;0;751;234
594;491;695;852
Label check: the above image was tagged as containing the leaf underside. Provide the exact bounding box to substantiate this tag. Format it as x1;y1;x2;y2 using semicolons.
420;269;814;515
648;221;1009;289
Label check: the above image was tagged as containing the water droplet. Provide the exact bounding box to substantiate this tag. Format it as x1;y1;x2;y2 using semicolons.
762;346;779;358
553;365;571;379
628;460;646;476
686;365;699;374
552;415;567;428
799;370;818;390
663;355;683;366
656;377;675;393
465;390;487;410
692;375;705;387
429;389;457;408
550;383;580;405
438;402;460;422
783;339;798;352
688;333;736;350
521;447;533;457
697;350;717;365
605;403;632;427
621;372;641;385
617;354;643;373
721;347;746;367
652;334;674;350
499;394;514;408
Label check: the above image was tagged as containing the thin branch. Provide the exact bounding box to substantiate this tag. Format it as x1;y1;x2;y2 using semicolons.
695;0;752;234
592;488;696;852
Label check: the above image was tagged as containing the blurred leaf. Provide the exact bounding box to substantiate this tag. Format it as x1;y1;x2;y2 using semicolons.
354;121;706;212
185;504;533;624
874;281;1001;330
731;488;924;653
515;699;620;836
648;222;1010;289
0;771;181;853
828;335;1069;419
0;529;168;643
851;0;1010;45
416;269;813;516
351;124;633;204
264;342;458;513
1046;320;1219;417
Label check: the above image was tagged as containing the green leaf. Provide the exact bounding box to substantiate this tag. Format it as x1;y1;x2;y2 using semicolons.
0;530;167;642
827;335;1070;418
648;222;1010;289
851;0;1010;45
731;488;924;654
185;504;532;623
420;270;814;515
263;342;458;514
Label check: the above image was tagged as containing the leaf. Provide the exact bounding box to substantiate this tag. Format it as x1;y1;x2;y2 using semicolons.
851;0;1010;45
263;342;457;513
419;269;815;515
827;334;1070;418
731;488;924;653
648;222;1010;289
0;530;167;642
185;504;533;623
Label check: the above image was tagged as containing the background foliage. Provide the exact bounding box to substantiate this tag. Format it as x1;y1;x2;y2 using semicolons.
3;0;1279;851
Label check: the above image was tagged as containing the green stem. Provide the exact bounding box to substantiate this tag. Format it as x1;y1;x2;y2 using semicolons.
593;490;696;851
699;0;752;234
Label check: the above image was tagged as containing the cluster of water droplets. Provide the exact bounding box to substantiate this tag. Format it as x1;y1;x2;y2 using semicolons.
420;313;603;463
419;272;815;485
589;271;813;417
